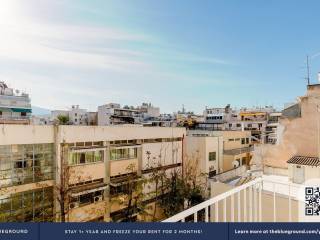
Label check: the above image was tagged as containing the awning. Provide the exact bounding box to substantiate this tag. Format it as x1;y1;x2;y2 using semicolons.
11;108;32;113
239;112;266;116
287;156;320;166
0;108;12;112
70;185;107;197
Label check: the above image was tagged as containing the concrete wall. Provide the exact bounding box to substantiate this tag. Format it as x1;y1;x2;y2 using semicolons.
67;201;105;222
185;136;223;174
57;125;185;143
260;85;320;170
222;131;251;150
142;141;183;169
288;164;320;183
69;162;106;185
0;125;54;145
110;159;138;177
0;180;54;195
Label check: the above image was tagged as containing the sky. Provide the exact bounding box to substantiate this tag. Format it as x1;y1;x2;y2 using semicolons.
1;0;320;114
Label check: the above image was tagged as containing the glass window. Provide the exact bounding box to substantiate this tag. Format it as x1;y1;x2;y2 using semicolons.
0;187;53;222
0;144;54;187
209;152;216;161
110;148;137;160
68;150;103;165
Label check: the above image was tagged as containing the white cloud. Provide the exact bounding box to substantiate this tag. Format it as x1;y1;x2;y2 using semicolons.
0;0;232;112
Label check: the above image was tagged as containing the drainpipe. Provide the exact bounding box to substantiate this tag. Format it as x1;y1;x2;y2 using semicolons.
182;133;185;178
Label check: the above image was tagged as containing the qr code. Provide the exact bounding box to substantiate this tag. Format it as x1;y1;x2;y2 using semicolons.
305;187;320;216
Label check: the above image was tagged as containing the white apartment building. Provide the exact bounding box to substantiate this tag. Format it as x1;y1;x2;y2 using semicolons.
51;105;97;125
0;82;32;124
98;103;138;126
98;103;163;126
137;103;160;118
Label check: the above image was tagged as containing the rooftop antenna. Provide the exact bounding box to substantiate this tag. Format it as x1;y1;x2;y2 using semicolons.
306;55;310;85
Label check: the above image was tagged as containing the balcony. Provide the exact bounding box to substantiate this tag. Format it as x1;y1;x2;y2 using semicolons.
0;116;30;124
163;176;301;222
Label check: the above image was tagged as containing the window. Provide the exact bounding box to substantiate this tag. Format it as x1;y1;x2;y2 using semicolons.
110;183;130;196
209;152;216;161
70;190;104;208
21;112;27;117
229;138;234;142
236;123;241;127
68;150;103;165
235;138;240;141
246;138;249;144
79;153;86;164
14;161;27;169
241;138;245;144
110;148;137;160
0;187;53;222
0;144;54;187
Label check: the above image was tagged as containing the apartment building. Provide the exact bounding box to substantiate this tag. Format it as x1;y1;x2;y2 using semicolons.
142;113;177;127
185;133;223;178
136;103;160;119
199;105;280;145
261;84;320;178
0;125;185;222
187;130;252;174
97;103;140;125
0;82;32;124
97;103;162;126
266;112;282;144
200;105;233;130
51;105;97;125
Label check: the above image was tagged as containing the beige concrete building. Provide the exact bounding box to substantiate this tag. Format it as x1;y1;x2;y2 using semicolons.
185;134;223;178
222;131;252;172
0;125;185;222
187;130;252;174
259;84;320;178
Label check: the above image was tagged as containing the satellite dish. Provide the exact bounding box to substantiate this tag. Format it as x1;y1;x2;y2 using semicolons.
232;160;240;168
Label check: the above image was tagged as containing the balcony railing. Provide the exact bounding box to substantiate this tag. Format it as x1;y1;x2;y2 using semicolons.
163;177;300;222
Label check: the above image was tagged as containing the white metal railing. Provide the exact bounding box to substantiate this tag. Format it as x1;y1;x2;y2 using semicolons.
162;177;300;222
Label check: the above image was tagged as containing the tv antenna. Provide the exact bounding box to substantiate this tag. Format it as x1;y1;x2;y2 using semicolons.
306;55;310;85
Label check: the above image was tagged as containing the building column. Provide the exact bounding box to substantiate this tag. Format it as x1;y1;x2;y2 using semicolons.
103;141;111;222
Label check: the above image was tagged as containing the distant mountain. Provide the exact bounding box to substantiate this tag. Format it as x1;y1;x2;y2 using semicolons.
32;106;51;116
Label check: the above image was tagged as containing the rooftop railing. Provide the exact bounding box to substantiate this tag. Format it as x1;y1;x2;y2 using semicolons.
163;177;300;222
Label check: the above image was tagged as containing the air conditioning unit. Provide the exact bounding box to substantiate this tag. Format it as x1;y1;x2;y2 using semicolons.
94;196;103;203
69;202;79;209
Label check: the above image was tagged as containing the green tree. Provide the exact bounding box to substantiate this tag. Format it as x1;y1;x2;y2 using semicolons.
57;115;69;125
111;164;149;222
